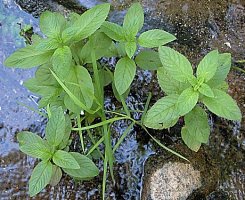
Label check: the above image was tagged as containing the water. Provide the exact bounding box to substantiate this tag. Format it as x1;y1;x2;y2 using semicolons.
0;0;244;199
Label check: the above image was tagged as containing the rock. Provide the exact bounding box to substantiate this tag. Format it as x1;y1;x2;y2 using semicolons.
141;162;201;200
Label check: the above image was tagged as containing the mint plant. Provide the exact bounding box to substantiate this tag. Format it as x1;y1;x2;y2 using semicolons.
144;47;242;151
4;2;242;198
17;107;98;197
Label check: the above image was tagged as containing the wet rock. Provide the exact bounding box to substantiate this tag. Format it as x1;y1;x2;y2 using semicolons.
142;162;201;200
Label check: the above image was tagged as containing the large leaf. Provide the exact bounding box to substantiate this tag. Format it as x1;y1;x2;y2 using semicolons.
52;150;80;169
138;29;176;48
176;87;199;116
135;50;162;70
64;65;94;113
4;45;53;68
40;11;66;38
17;131;52;160
62;3;110;43
62;152;99;179
143;95;179;129
45;107;66;147
123;3;144;37
181;106;210;152
29;161;53;197
125;41;137;58
51;46;72;79
35;64;59;86
114;57;136;95
101;21;124;41
49;165;62;187
202;89;242;121
157;67;190;95
207;53;231;87
196;50;219;82
158;46;193;82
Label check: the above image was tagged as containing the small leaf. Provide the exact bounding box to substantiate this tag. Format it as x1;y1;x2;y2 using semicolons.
35;38;60;51
202;89;242;121
49;165;62;186
29;161;53;197
114;57;136;95
17;131;52;160
123;3;144;37
158;46;193;82
125;41;137;58
4;46;53;68
101;21;124;41
46;106;66;146
176;87;199;116
144;95;179;129
40;11;66;38
53;150;80;169
138;29;176;48
62;152;99;178
197;50;219;82
157;67;190;95
207;53;231;87
198;83;214;97
51;46;72;79
62;3;110;43
181;127;201;152
135;50;162;70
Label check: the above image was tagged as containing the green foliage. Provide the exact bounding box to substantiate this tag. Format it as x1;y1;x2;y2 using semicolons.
5;2;242;198
145;47;242;152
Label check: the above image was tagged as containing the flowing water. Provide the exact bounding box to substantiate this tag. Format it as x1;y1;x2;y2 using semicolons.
0;0;244;199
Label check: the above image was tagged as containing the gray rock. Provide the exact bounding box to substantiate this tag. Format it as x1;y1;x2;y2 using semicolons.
142;162;202;200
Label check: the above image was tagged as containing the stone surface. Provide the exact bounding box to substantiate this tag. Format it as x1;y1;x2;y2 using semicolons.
146;162;201;200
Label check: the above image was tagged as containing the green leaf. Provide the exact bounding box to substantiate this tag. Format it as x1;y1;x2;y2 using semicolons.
181;127;201;152
198;83;214;97
101;21;124;41
35;64;59;86
125;41;137;58
135;50;162;70
45;107;66;146
184;106;210;144
64;65;94;113
62;152;99;179
35;38;60;51
196;50;219;82
62;3;110;43
99;68;113;87
202;89;242;121
49;165;62;186
207;53;231;87
17;131;52;160
52;150;80;169
51;46;72;79
80;32;114;64
58;115;72;150
144;95;179;129
181;106;210;152
157;67;190;95
176;87;199;116
138;29;176;48
4;45;53;68
40;11;66;38
123;3;144;37
29;161;53;197
158;46;193;82
114;57;136;95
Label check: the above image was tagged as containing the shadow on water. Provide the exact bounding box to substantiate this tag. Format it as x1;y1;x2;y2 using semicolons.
0;0;244;199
